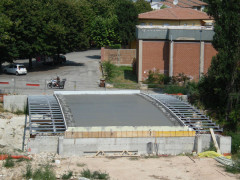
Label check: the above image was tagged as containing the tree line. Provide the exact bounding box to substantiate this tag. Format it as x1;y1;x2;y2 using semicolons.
0;0;151;67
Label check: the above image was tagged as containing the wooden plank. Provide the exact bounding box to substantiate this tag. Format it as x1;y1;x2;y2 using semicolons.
64;131;196;138
210;128;221;154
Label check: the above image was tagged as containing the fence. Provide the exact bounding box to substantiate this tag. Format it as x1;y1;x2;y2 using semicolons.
0;78;102;94
0;78;194;95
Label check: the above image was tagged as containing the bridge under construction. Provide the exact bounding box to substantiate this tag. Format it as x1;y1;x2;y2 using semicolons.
26;90;230;156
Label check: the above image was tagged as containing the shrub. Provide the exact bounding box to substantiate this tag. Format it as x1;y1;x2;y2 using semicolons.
24;164;33;179
225;152;240;174
163;85;188;95
62;171;73;179
145;70;170;88
109;44;121;49
80;169;109;180
132;57;137;73
102;61;116;81
24;164;56;180
226;132;240;154
186;82;200;105
3;157;15;168
171;73;190;85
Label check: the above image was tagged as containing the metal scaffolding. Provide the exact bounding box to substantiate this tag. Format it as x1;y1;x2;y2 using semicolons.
143;93;223;133
28;95;66;135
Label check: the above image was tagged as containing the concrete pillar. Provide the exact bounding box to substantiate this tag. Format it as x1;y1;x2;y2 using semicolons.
101;47;105;61
58;136;64;155
195;135;203;153
169;40;174;77
199;41;205;78
138;40;143;82
217;136;232;154
117;49;120;65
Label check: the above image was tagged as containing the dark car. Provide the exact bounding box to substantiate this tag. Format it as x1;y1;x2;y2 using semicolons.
53;54;66;64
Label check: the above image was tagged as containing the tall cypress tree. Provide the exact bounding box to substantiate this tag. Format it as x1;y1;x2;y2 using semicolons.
198;0;240;130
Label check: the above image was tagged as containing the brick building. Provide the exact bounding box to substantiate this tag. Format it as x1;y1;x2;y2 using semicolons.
136;8;217;82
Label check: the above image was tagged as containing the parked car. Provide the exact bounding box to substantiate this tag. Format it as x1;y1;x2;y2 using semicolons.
3;64;27;75
54;54;66;64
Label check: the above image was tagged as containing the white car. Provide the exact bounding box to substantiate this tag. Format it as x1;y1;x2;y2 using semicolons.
3;64;27;75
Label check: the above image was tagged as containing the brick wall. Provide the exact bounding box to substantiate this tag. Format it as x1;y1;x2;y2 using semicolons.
173;42;200;80
101;48;136;65
137;40;217;82
204;43;217;73
142;41;169;80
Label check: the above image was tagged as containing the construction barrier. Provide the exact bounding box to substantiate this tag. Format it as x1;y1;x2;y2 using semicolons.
26;83;40;86
0;82;9;84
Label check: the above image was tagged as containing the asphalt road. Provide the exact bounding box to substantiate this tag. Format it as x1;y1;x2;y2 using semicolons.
0;49;102;94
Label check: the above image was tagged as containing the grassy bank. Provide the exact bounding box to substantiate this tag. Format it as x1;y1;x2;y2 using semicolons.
102;62;138;89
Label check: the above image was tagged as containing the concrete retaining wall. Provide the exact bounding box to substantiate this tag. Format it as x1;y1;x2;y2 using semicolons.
27;136;59;154
58;137;195;156
195;134;231;153
4;95;27;112
27;134;231;156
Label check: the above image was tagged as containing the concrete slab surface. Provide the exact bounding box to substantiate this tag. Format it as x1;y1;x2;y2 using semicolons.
63;94;174;127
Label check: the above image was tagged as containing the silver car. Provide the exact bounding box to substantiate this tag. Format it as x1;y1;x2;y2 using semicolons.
3;64;27;75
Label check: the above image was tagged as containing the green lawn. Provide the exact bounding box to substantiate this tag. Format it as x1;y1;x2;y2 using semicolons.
106;66;138;89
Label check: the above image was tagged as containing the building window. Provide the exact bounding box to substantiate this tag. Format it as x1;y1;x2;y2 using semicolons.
184;23;188;26
149;22;153;26
140;23;145;26
163;23;169;26
192;23;195;26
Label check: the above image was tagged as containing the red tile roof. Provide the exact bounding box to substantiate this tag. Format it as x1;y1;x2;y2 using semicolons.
188;0;208;6
138;8;212;20
160;2;177;8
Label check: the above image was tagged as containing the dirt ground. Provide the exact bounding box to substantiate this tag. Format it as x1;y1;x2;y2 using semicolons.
0;113;239;180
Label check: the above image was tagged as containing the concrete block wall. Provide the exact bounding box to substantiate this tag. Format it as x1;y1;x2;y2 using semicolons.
27;136;59;154
195;134;232;153
27;134;231;156
101;48;136;65
4;95;27;112
217;136;232;154
58;137;195;156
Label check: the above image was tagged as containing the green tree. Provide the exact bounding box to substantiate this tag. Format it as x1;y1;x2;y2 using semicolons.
115;0;138;46
51;0;89;51
198;0;240;130
1;0;90;68
90;16;121;47
0;1;18;68
88;0;115;18
135;0;152;14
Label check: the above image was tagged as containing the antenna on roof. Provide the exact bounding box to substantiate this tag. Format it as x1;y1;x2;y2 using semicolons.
173;0;178;5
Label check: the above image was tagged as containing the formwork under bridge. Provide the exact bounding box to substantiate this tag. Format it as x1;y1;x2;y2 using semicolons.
143;93;223;133
28;95;66;135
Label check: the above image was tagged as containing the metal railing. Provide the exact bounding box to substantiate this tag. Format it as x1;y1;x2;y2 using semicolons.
142;93;223;133
28;95;66;135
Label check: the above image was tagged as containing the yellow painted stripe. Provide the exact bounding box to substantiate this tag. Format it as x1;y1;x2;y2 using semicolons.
64;131;196;138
